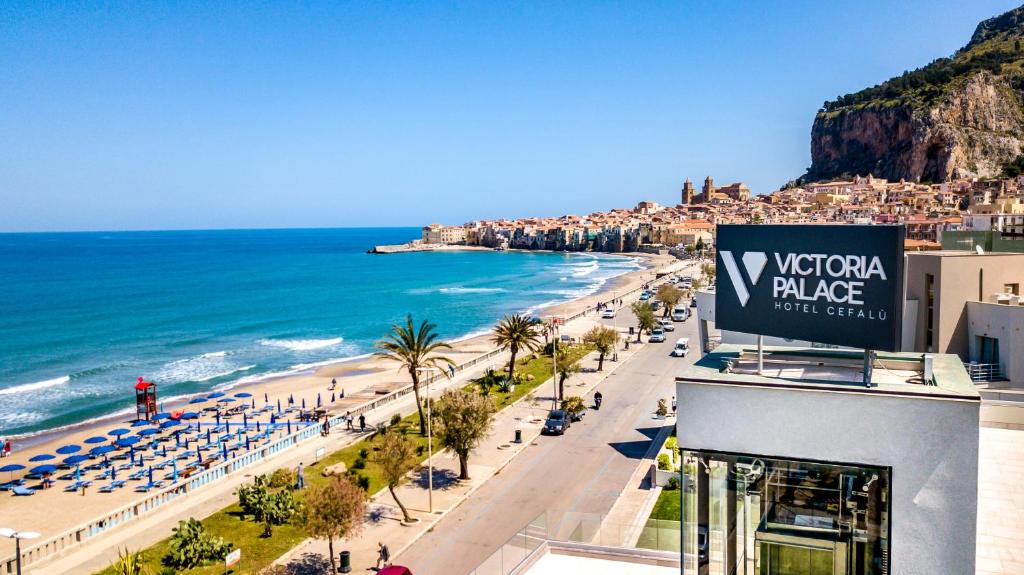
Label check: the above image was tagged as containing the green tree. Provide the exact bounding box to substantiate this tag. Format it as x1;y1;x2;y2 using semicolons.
301;477;368;575
165;518;233;569
631;301;657;342
237;474;297;537
374;429;419;523
434;389;497;480
555;346;581;400
492;314;543;382
582;326;619;371
701;263;716;281
655;284;684;317
561;395;586;419
375;315;454;436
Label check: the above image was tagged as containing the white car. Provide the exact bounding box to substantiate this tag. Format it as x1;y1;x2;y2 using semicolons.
671;337;690;357
649;328;666;343
658;318;675;332
671;306;689;322
601;308;616;319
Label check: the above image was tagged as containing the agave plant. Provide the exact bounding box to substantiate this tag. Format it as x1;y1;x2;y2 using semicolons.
110;548;145;575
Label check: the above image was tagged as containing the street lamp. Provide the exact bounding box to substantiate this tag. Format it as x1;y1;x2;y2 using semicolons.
0;528;40;575
548;317;561;408
415;367;440;514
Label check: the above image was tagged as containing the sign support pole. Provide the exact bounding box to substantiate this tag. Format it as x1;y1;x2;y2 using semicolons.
756;335;764;375
863;350;875;388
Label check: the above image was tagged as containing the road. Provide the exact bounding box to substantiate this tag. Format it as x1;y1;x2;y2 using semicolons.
396;307;701;575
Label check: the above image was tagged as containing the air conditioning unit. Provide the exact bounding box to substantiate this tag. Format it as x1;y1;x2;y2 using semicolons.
924;354;934;385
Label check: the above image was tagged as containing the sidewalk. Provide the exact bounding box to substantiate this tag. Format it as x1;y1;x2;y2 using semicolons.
278;340;649;572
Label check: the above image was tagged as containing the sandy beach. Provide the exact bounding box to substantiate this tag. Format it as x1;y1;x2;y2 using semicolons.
0;251;683;558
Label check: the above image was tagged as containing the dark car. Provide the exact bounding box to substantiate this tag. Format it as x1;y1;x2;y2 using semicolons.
379;567;413;575
542;409;571;435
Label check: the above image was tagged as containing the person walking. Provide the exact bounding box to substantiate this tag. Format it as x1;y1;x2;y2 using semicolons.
359;413;366;432
376;541;391;569
296;462;305;489
345;411;353;431
448;363;456;378
671;395;677;416
329;377;337;390
2;439;10;458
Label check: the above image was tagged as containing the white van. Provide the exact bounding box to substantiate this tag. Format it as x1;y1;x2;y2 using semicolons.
671;305;688;322
671;337;690;357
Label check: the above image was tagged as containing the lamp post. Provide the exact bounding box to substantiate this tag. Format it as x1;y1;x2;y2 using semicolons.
415;367;439;514
548;317;560;407
0;528;40;575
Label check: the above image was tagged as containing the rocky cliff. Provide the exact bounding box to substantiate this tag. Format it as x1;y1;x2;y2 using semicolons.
803;5;1024;183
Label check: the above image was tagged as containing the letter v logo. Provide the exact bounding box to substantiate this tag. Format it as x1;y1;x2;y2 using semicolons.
720;251;767;307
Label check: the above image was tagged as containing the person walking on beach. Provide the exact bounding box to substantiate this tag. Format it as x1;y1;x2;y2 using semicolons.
358;413;366;432
329;377;337;390
376;541;391;569
2;439;10;458
296;462;305;489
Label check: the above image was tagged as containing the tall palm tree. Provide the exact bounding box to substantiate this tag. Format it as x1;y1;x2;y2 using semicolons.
375;315;453;436
492;314;543;382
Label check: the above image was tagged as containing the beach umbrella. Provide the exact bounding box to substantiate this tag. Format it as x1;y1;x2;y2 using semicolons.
161;446;167;457
288;394;294;405
111;465;116;481
28;464;54;476
251;397;256;409
235;392;252;398
74;464;81;482
225;420;231;433
301;397;306;409
242;413;248;428
206;429;212;443
175;433;182;448
181;411;198;420
116;436;140;447
172;458;178;483
90;445;115;456
287;420;292;434
256;419;261;432
56;444;81;455
84;436;107;444
108;428;130;437
131;420;151;428
0;463;25;480
137;428;158;437
277;399;282;412
29;454;55;462
270;413;276;424
63;455;88;466
221;441;228;460
152;412;170;420
215;412;221;425
208;392;225;399
218;397;234;404
264;392;269;403
197;448;203;463
160;420;179;429
189;397;208;404
331;392;335;403
148;467;153;484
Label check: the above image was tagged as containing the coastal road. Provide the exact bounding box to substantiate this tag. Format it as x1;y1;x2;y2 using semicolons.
395;311;700;575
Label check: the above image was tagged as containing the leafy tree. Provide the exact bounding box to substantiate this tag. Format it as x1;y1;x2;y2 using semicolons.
110;548;145;575
302;477;368;575
561;395;586;419
434;389;496;480
237;474;298;537
701;263;716;281
582;326;618;371
376;315;454;436
695;237;706;254
555;346;581;400
492;314;543;382
656;398;669;417
374;429;419;523
165;518;233;569
631;302;657;342
655;284;684;317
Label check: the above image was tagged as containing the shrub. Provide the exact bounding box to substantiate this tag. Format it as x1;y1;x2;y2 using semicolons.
165;518;232;569
268;468;295;490
352;458;366;470
354;473;370;491
416;445;425;456
110;548;145;575
237;475;298;536
656;399;669;417
665;436;677;450
657;453;671;471
358;448;369;459
667;475;681;490
390;413;402;426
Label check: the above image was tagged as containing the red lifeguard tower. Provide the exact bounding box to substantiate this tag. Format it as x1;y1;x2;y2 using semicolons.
135;377;157;421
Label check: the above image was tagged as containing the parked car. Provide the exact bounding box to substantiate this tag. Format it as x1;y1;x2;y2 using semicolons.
601;308;616;319
671;305;689;322
658;318;675;332
671;337;690;357
638;292;651;301
542;409;571;435
379;567;413;575
649;327;666;343
690;298;697;307
650;300;661;311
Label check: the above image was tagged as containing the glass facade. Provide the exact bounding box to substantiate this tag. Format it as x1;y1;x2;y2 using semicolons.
681;450;890;575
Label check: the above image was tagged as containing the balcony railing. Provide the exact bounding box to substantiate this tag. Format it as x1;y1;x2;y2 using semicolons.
965;362;1003;383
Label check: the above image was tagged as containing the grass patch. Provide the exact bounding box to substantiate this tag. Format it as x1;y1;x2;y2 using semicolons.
94;346;593;574
649;487;682;521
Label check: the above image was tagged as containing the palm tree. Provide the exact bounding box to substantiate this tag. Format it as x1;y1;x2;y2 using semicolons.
492;314;543;382
375;315;453;436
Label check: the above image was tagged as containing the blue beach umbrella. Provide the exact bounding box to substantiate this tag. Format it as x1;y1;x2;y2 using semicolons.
242;413;248;428
152;412;170;420
137;428;158;437
288;394;294;405
56;444;81;455
215;412;221;425
117;436;140;447
221;441;228;460
175;434;182;448
172;458;178;483
160;420;179;429
111;465;116;481
63;455;88;466
218;397;235;405
181;411;198;420
270;414;276;424
29;464;55;476
301;397;306;409
189;397;208;404
256;420;261;432
108;428;130;437
91;445;115;457
317;393;322;408
208;392;225;399
235;392;252;398
84;436;107;444
287;420;292;434
29;453;55;462
206;429;212;443
197;448;203;463
148;467;153;484
131;420;151;428
74;464;81;482
277;399;282;412
251;397;256;409
0;463;25;480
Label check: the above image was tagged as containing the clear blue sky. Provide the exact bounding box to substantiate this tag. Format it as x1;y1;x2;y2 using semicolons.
1;1;1020;232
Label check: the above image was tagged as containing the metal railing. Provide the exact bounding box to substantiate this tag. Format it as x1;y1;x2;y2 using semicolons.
965;362;1004;382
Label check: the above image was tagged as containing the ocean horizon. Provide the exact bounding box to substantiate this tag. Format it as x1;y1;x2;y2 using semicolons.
0;227;641;438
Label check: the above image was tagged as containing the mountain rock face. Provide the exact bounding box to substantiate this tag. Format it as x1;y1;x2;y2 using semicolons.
804;5;1024;183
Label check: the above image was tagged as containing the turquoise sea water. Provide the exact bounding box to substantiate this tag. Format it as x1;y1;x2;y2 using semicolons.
0;228;640;437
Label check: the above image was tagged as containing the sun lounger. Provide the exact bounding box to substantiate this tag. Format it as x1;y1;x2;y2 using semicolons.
64;480;92;492
99;480;127;493
0;479;25;491
134;481;163;492
128;469;147;481
12;486;35;496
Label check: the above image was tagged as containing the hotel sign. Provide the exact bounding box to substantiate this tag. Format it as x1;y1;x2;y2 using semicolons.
715;224;905;351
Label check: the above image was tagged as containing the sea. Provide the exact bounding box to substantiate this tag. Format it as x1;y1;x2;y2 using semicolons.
0;228;641;438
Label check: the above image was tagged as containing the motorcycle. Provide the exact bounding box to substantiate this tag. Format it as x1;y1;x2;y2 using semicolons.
594;392;603;410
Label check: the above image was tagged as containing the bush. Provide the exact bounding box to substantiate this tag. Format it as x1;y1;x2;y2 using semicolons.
165;518;232;569
358;448;369;459
268;468;295;490
657;453;671;471
665;436;677;450
390;413;402;426
667;475;681;490
416;445;425;456
354;473;370;491
110;548;145;575
656;399;669;417
352;458;366;470
237;475;298;537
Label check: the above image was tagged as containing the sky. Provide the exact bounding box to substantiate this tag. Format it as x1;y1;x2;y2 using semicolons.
1;1;1021;232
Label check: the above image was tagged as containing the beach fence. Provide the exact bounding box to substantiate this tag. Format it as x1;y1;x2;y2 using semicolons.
1;273;669;573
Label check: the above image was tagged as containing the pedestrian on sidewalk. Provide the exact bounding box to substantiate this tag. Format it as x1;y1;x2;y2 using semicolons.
671;396;677;415
345;411;353;430
296;462;305;489
376;541;391;570
359;413;366;432
448;363;456;378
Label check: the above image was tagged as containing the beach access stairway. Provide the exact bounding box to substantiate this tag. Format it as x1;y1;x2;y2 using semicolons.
1;277;668;575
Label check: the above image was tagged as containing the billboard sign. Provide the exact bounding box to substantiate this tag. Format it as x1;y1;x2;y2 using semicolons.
715;224;905;351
